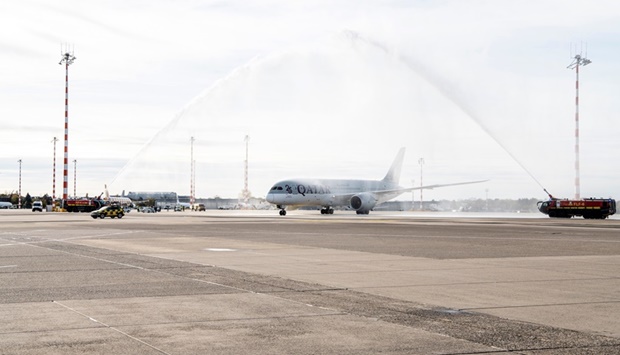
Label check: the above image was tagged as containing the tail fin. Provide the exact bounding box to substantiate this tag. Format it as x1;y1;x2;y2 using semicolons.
382;147;405;184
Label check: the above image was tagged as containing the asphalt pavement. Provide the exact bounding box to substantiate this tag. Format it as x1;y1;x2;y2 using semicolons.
1;209;620;354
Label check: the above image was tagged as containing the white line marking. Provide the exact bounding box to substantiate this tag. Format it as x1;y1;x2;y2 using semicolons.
53;301;172;355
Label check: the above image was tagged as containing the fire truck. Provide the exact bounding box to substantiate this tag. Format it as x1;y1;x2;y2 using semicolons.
537;197;616;219
61;198;106;213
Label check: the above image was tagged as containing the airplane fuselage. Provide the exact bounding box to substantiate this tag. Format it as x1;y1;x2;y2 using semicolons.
266;178;403;213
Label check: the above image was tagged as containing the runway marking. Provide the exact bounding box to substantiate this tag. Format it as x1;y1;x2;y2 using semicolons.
0;265;17;269
0;230;144;247
53;300;172;355
204;248;237;252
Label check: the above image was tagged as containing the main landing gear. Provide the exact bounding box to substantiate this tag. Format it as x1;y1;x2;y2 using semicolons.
320;207;334;215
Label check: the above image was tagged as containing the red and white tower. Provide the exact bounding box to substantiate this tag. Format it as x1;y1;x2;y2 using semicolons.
567;51;591;200
73;159;77;198
17;159;22;209
59;47;76;201
51;137;58;200
241;135;251;205
190;136;195;205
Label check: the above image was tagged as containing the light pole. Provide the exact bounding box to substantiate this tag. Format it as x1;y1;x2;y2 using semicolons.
52;137;58;200
567;51;591;199
485;188;489;211
73;159;77;198
190;137;195;205
17;159;22;209
242;135;251;205
418;158;425;210
59;46;76;201
411;179;415;211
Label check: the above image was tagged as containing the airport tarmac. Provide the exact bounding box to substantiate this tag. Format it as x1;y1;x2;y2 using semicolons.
1;209;620;354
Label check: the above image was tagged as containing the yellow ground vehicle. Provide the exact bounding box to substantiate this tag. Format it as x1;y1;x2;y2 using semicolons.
191;203;205;211
90;205;125;219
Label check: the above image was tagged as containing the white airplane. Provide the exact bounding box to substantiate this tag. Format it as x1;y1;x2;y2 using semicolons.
0;201;13;209
103;185;134;208
176;196;191;209
266;148;486;216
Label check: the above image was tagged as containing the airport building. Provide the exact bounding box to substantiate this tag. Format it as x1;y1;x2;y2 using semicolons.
124;191;261;210
125;192;179;204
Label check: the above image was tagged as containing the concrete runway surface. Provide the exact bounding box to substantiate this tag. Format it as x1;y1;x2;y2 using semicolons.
1;209;620;354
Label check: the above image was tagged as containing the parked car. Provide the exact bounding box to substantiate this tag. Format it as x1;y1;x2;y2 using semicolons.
32;201;43;212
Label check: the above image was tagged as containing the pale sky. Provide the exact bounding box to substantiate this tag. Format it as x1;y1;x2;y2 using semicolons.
1;0;619;201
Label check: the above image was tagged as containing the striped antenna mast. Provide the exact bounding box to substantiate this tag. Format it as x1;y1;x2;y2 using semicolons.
567;43;591;200
73;159;77;198
190;137;195;205
59;44;76;201
51;137;58;200
18;159;22;209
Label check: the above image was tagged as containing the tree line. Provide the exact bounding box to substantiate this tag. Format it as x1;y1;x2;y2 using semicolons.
0;193;53;208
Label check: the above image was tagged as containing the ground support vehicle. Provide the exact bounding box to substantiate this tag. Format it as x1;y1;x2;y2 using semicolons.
191;203;205;211
90;205;125;219
537;198;616;219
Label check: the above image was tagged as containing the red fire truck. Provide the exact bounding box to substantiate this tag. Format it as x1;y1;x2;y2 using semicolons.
62;198;105;213
537;197;616;219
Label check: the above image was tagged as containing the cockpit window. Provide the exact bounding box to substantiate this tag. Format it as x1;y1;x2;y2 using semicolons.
277;186;283;190
271;186;284;191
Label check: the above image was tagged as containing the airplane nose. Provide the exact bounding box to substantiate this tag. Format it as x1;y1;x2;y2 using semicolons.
266;193;274;203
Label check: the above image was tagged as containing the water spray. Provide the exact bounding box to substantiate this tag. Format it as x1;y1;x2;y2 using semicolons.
112;30;552;198
342;30;548;193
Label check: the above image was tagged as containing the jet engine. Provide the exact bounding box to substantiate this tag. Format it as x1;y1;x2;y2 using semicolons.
350;193;377;214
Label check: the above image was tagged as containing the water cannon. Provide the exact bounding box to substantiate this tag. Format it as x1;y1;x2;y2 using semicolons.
543;188;556;200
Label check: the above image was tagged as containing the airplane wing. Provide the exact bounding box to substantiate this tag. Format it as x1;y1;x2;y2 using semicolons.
330;180;488;206
388;180;489;193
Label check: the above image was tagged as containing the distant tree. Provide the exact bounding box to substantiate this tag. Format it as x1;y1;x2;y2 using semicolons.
23;193;32;209
42;194;52;207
